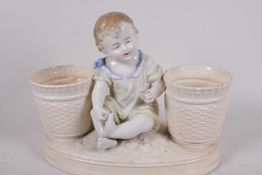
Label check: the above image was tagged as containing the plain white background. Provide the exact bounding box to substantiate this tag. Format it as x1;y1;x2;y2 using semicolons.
0;0;262;174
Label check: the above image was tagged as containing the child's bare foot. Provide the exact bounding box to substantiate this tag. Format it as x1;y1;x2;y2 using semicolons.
103;113;117;137
97;137;117;149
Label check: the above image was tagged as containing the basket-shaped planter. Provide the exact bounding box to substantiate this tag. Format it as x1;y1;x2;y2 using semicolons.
164;66;232;147
31;65;94;140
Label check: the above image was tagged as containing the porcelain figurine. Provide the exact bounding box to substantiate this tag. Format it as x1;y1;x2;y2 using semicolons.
30;11;232;175
90;12;165;149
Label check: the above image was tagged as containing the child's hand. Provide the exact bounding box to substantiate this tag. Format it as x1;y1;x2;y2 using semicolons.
140;89;155;103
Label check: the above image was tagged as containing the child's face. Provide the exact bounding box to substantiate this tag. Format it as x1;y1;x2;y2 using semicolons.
101;22;138;61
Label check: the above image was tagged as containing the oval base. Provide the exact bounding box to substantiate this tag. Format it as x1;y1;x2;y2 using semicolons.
43;131;220;175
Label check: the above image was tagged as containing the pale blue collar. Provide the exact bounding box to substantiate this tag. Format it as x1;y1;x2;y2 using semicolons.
94;50;144;80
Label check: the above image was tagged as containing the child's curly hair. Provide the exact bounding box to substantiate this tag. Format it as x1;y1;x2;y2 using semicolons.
94;11;138;52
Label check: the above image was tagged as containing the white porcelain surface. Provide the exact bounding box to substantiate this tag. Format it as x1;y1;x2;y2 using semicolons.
31;65;94;139
43;131;220;175
164;66;232;147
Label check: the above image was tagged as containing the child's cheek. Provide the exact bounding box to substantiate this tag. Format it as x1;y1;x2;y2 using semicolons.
127;43;136;51
109;49;122;58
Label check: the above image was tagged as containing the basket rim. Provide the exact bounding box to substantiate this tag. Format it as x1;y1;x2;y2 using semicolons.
163;65;232;91
30;65;94;88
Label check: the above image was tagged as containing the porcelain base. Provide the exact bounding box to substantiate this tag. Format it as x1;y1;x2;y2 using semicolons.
43;131;220;175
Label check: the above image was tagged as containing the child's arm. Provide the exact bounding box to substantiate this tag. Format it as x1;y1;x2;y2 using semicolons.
140;56;166;103
91;81;109;137
142;78;165;103
149;78;165;98
92;81;108;111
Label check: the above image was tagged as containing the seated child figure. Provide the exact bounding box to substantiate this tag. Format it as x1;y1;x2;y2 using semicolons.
91;12;165;149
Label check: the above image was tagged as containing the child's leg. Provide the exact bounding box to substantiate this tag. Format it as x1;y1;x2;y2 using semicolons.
104;114;154;139
91;108;118;149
